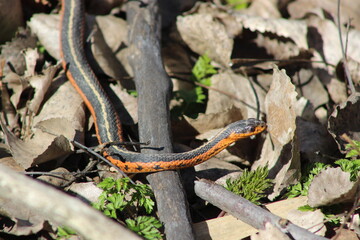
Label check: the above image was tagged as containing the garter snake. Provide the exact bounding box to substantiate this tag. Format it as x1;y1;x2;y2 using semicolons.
60;0;266;173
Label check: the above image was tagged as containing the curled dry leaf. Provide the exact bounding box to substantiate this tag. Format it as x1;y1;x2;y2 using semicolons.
233;13;308;60
3;118;74;168
3;77;85;169
255;65;300;199
27;65;57;115
176;13;233;66
287;209;326;236
328;93;360;152
0;28;37;76
233;14;308;49
2;72;28;111
287;0;360;30
308;167;360;207
23;48;39;77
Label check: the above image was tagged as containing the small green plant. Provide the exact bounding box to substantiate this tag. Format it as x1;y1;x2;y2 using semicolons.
172;54;217;118
225;0;250;10
334;140;360;181
93;178;162;240
93;177;155;218
126;216;163;240
56;226;77;239
298;204;342;225
286;162;329;198
224;166;272;205
127;89;138;97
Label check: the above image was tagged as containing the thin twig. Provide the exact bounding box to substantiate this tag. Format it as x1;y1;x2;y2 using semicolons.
170;74;266;115
337;0;356;94
36;126;135;184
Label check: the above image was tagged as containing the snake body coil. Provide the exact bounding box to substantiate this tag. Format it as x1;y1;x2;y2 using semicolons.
60;0;266;173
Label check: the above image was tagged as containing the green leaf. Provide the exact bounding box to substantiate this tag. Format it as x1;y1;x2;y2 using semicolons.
298;205;316;212
57;226;77;239
126;216;163;240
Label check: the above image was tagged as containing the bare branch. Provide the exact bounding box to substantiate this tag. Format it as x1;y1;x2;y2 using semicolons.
0;164;140;240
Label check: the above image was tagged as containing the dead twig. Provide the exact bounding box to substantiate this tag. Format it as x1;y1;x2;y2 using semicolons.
0;164;140;240
194;179;328;240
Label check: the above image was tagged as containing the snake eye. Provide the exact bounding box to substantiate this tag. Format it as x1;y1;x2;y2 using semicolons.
246;125;256;133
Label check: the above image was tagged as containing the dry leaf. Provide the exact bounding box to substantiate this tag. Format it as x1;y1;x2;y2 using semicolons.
27;14;60;59
293;69;329;109
2;118;75;168
23;48;39;77
176;13;233;66
245;0;280;19
32;78;85;132
3;76;85;168
3;72;30;109
68;182;103;203
255;65;300;199
206;70;266;119
27;66;57;115
186;106;244;133
0;198;46;236
308;167;359;207
0;28;37;75
233;14;308;50
307;15;360;67
251;222;291;240
37;167;75;188
288;0;360;30
332;228;359;240
287;209;326;236
91;15;132;88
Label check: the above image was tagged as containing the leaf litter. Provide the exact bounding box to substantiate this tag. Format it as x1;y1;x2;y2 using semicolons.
0;0;359;238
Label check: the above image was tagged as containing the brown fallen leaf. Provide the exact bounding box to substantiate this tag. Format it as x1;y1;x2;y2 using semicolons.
288;0;360;30
254;65;300;199
68;182;103;203
251;222;291;240
0;28;37;76
37;167;75;188
176;13;233;66
293;69;329;110
206;70;266;118
0;198;46;236
27;14;60;59
27;65;57;115
2;118;75;168
287;209;326;236
308;167;360;207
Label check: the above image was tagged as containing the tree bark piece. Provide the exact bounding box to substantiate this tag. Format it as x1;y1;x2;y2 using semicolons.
0;164;140;240
194;179;328;240
126;1;194;240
